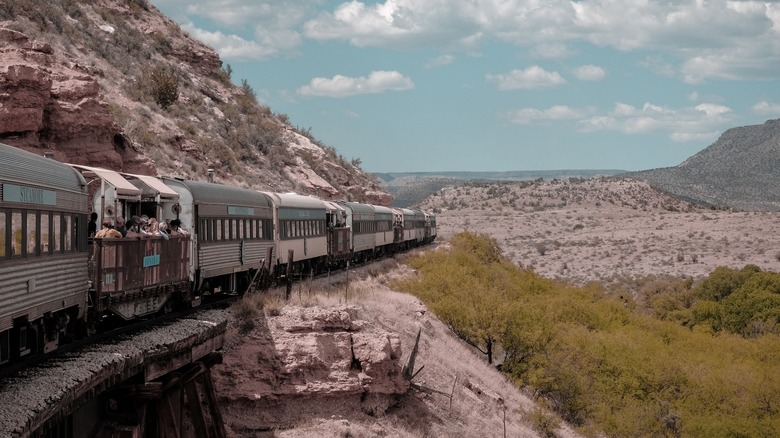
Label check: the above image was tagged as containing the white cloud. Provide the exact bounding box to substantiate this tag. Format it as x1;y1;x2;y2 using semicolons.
299;0;780;82
576;101;733;141
752;101;780;115
572;64;606;81
425;54;456;68
153;0;780;82
506;105;583;125
182;24;282;60
486;66;566;90
297;71;414;97
303;0;481;49
532;43;574;59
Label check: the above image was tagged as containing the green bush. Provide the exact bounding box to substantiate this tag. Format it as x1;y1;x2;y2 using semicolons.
394;232;780;437
149;67;179;109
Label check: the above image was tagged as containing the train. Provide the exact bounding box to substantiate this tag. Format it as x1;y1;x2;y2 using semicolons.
0;142;436;366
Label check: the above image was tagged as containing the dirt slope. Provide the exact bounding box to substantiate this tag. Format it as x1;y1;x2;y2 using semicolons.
214;271;582;438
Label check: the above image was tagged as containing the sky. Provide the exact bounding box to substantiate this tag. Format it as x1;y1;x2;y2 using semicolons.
149;0;780;173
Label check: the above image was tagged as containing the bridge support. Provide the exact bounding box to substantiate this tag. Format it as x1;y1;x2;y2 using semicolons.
95;352;225;438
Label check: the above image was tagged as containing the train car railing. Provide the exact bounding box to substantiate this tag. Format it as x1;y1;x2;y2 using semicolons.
91;236;190;296
327;226;351;260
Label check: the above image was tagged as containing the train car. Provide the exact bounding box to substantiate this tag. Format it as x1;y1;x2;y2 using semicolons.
163;178;274;295
0;143;89;364
410;208;427;244
424;211;437;244
262;192;329;276
372;204;395;255
340;201;376;261
66;166;191;322
392;208;418;249
322;200;350;266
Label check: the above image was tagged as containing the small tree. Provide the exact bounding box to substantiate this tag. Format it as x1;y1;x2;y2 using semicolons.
149;67;179;109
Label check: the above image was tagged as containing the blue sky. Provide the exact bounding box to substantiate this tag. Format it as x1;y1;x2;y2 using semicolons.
149;0;780;173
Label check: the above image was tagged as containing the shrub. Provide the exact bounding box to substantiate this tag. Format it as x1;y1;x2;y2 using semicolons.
149;67;179;109
393;234;780;437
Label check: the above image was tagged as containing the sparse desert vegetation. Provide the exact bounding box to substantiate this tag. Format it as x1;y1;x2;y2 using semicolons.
420;177;780;292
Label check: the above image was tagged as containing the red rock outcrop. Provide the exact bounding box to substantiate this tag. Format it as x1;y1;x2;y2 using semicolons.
213;306;410;432
0;27;152;173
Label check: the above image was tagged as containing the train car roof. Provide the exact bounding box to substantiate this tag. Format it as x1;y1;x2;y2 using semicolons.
262;192;327;210
372;205;394;214
69;163;140;199
164;178;272;207
339;201;374;214
322;200;346;213
0;143;86;193
125;174;179;201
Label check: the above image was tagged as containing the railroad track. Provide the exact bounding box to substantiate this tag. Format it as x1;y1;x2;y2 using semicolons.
0;293;236;383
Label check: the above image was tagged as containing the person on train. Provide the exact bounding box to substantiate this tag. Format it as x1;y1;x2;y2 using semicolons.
94;220;122;238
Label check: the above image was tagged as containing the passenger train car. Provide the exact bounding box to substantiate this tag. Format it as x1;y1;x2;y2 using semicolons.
0;142;435;366
0;145;89;365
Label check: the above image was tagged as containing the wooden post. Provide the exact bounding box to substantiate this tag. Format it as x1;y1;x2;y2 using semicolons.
184;379;208;438
201;370;227;438
345;261;349;302
286;249;294;300
402;327;422;380
449;374;458;413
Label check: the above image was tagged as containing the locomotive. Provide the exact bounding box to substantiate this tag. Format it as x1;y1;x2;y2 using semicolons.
0;142;436;366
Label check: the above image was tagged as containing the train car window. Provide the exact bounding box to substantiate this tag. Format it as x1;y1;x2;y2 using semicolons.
216;219;223;241
26;212;37;256
0;211;6;258
11;211;22;256
64;215;72;251
53;213;61;253
240;219;245;239
201;219;207;241
40;212;50;254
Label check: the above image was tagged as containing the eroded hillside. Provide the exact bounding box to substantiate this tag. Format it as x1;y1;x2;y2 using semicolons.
0;0;389;204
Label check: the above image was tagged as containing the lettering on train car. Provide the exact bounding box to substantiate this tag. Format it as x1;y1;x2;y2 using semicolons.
228;206;254;215
3;184;57;205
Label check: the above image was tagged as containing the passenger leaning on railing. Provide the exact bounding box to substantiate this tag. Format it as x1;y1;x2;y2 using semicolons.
149;218;169;240
115;217;127;237
95;220;121;238
125;217;144;239
169;219;188;236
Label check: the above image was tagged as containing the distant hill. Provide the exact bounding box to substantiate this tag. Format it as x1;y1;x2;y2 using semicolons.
376;170;626;207
626;119;780;211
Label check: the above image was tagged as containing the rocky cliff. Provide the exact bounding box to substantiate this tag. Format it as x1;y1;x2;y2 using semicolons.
0;0;391;205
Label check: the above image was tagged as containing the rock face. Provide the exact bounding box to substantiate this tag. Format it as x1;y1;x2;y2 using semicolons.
0;27;152;173
213;306;410;433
